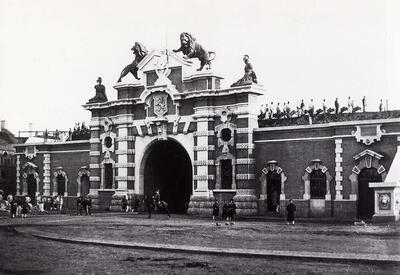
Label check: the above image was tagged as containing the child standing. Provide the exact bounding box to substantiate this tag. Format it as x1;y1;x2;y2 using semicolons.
228;199;237;225
21;196;30;218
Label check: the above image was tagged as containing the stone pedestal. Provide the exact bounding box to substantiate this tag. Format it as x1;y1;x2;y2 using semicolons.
369;182;400;222
233;189;258;216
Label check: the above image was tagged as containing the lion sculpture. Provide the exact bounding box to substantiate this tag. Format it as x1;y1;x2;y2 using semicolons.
117;42;148;82
173;32;216;71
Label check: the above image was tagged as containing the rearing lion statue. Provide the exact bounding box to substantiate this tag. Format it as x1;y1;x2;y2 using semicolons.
118;42;148;82
173;32;216;71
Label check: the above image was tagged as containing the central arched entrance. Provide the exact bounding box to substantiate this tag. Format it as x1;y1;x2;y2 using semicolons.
143;139;192;213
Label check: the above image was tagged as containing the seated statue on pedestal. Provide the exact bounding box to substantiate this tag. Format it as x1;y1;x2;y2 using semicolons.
117;42;148;82
231;55;258;87
88;77;108;103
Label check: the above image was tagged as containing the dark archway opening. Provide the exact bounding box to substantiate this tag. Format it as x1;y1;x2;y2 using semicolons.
144;139;192;214
57;175;65;195
27;174;36;204
81;174;90;196
358;168;381;219
267;171;281;211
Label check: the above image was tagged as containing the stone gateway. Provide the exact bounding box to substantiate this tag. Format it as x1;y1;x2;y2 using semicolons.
13;43;400;221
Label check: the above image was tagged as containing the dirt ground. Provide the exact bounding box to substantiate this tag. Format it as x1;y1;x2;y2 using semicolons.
0;213;399;274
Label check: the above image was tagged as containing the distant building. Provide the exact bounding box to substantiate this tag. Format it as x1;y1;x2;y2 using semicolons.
0;120;17;197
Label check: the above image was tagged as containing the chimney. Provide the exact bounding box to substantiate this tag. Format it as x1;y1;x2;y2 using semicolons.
0;120;6;131
29;122;33;137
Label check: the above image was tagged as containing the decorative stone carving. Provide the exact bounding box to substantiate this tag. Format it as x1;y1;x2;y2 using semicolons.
24;146;38;160
153;93;168;118
117;42;148;82
231;55;258;87
351;124;385;145
88;77;108;103
173;32;216;71
102;117;113;132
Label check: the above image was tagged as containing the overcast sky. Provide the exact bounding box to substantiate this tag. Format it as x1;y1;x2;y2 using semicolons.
0;0;399;135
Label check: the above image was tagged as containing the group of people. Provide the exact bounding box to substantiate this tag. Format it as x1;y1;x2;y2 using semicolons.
2;195;33;218
212;199;237;225
259;96;388;120
36;195;64;212
68;122;90;141
77;195;92;215
212;198;296;225
120;195;141;213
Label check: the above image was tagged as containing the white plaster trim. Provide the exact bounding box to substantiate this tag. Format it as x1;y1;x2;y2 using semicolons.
193;160;215;166
193;131;215;137
89;151;101;156
115;162;136;168
236;158;256;164
194;175;215;180
14;140;89;147
256;117;400;132
89;164;100;169
115;136;136;142
236;128;252;134
115;176;135;181
115;149;135;155
89;138;101;144
193;145;215;151
89;176;101;181
236;143;255;149
236;174;255;180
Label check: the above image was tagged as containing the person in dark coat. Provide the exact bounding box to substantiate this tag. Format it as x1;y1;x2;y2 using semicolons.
144;195;153;218
222;200;229;223
286;199;296;225
121;196;128;212
77;196;84;215
228;199;237;225
10;196;17;219
212;200;219;225
85;196;92;215
21;196;30;218
334;98;339;114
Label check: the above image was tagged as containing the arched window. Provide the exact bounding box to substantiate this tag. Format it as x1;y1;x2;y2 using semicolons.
310;169;327;199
